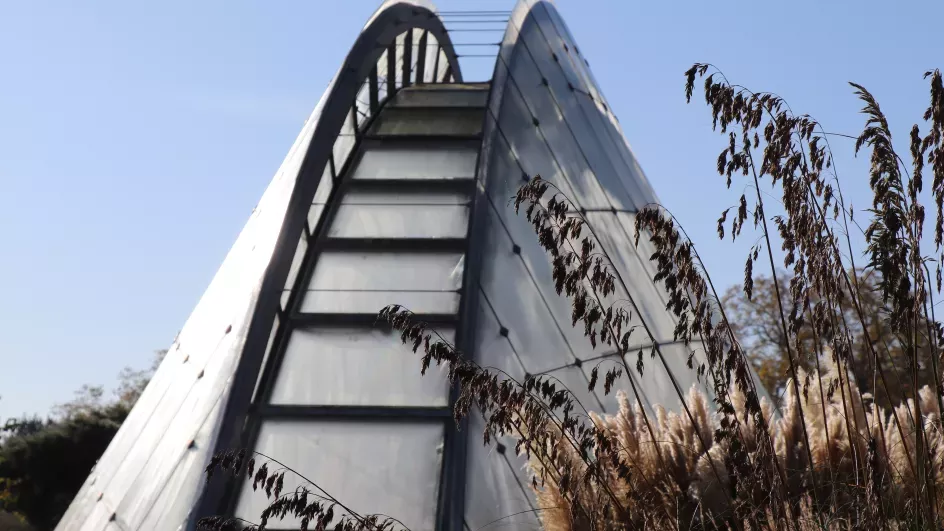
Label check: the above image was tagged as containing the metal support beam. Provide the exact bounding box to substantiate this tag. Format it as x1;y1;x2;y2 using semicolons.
255;405;452;420
386;41;396;95
321;237;467;252
402;29;413;87
290;313;459;326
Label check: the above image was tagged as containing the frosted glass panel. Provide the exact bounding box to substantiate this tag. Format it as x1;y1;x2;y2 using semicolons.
235;420;443;531
508;44;611;209
478;212;576;373
308;252;464;291
410;28;423;83
315;162;333;201
436;49;448;82
252;313;280;402
370;107;483;136
391;89;488;108
283;234;307;291
355;81;371;127
341;190;468;205
376;49;389;102
307;204;325;235
332;134;356;173
328;203;469;239
270;326;452;406
422;33;438;83
352;146;477;180
395;32;406;86
584;212;676;343
302;252;464;314
307;165;332;233
498;72;576;200
300;291;460;314
317;185;473;240
463;413;541;530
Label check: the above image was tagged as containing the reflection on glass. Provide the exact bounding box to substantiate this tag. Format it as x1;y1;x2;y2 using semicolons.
391;89;488;108
508;45;610;209
497;75;576;200
302;252;464;314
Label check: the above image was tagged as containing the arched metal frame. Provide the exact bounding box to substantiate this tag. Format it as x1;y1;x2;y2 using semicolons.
193;1;463;527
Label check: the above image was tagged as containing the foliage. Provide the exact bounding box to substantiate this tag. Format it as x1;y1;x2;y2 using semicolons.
0;403;130;530
0;350;164;530
724;270;939;408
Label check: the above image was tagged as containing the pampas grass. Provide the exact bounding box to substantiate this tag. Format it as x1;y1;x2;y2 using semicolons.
527;351;944;530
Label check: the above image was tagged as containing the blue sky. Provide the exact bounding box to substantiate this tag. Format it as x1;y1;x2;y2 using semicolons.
1;0;942;421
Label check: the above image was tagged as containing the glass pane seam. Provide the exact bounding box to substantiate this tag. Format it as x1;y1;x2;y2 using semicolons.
506;11;638;209
495;50;612;210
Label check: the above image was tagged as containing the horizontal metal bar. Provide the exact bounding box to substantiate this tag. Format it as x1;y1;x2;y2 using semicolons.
346;178;476;194
362;133;483;142
321;237;467;251
290;312;459;326
359;136;482;147
580;207;638;214
438;11;512;14
441;19;508;23
255;404;452;420
386;104;487;111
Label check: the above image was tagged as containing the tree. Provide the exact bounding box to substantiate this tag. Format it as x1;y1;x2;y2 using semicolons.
0;350;165;530
724;270;939;408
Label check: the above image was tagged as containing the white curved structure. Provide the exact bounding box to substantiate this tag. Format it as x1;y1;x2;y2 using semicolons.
56;2;760;530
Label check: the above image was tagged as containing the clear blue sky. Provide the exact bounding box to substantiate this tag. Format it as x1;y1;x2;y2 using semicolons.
1;0;941;421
